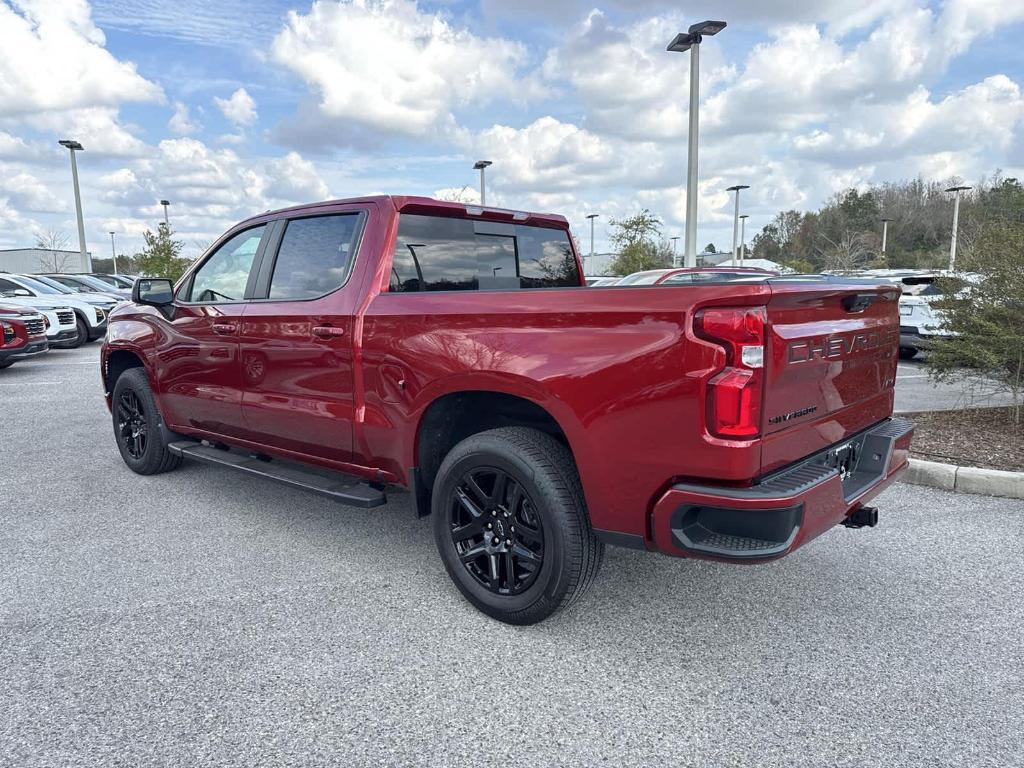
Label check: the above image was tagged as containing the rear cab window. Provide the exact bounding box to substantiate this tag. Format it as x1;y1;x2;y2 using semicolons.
267;213;363;300
389;214;581;292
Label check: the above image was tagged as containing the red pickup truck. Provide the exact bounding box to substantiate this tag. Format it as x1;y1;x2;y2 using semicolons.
102;196;913;624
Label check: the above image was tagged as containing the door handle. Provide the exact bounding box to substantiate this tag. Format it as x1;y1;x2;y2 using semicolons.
212;323;237;335
312;325;346;339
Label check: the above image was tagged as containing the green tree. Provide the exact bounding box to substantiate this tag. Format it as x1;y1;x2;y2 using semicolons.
607;209;671;275
703;242;717;254
929;178;1024;423
135;224;191;283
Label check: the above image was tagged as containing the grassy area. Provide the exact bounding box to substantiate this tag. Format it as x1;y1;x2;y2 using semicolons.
905;406;1023;472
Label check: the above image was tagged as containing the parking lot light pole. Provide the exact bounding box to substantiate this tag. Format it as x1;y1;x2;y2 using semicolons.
739;214;749;265
585;214;598;275
109;231;118;276
670;236;681;265
880;217;893;258
668;20;727;269
726;184;749;259
160;199;170;227
945;186;971;272
58;140;89;270
473;161;492;206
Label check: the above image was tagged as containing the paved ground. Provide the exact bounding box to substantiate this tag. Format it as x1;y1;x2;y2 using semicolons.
894;359;1015;413
2;345;1023;767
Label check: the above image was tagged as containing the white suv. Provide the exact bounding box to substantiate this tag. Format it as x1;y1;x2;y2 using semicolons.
0;274;111;346
0;295;80;347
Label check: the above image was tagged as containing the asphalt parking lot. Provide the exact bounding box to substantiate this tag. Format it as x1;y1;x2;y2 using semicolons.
894;359;1016;413
2;345;1023;767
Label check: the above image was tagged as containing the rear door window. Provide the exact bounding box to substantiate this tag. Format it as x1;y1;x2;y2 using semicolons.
389;214;580;292
268;214;363;300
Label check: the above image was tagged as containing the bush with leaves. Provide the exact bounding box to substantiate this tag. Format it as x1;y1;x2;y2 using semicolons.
929;179;1024;424
606;209;673;275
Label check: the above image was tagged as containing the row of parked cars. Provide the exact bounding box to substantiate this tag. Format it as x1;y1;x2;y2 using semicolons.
589;266;952;359
0;272;134;369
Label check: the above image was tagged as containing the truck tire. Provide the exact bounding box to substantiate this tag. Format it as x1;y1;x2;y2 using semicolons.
899;347;918;360
111;367;182;475
432;427;603;625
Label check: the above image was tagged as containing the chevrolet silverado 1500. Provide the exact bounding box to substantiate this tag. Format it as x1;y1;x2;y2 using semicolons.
102;196;913;624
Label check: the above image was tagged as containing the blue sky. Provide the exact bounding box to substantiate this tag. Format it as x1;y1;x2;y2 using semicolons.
1;0;1022;265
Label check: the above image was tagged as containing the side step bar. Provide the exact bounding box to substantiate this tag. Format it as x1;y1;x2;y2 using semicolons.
168;441;386;508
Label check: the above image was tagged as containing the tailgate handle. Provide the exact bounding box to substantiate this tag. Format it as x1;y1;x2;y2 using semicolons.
843;293;877;313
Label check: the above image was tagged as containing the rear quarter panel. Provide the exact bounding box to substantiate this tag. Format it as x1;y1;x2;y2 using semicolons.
359;284;773;538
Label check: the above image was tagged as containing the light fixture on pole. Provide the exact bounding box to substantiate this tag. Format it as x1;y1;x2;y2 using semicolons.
159;199;170;227
726;184;750;259
58;139;89;270
739;214;749;265
880;217;893;258
585;214;599;275
945;186;971;272
473;161;492;206
109;231;118;276
667;20;727;269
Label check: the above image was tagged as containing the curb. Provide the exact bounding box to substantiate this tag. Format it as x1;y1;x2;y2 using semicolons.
903;458;1024;500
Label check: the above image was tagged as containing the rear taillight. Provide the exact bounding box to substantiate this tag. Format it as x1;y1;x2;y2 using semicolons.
695;307;766;440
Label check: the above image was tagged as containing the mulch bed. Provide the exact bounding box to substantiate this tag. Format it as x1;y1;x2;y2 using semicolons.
904;406;1024;472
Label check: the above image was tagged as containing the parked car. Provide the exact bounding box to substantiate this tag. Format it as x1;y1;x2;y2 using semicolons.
102;196;912;624
858;270;954;359
87;273;136;290
0;274;112;344
585;276;619;287
0;289;84;348
43;273;132;300
0;303;48;368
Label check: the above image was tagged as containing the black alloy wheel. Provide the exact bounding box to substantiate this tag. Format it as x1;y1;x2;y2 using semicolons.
117;389;147;460
447;467;545;596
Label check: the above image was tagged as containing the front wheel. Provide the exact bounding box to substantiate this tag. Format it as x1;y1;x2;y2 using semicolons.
432;427;603;625
898;346;918;360
111;367;181;475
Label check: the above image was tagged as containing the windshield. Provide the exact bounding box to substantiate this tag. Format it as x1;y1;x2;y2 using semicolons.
616;270;667;286
660;271;771;285
29;275;76;294
13;275;62;295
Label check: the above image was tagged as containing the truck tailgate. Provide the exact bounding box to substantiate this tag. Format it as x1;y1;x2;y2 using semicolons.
760;279;901;474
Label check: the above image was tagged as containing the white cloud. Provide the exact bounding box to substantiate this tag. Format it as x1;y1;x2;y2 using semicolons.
271;0;547;139
266;151;331;201
168;101;200;135
0;0;162;117
214;88;257;127
0;168;64;212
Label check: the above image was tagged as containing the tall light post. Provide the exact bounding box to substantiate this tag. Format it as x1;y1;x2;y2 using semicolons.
945;186;971;272
58;139;89;270
739;214;749;264
726;184;750;258
473;161;492;206
585;213;599;275
668;20;727;268
159;199;170;227
670;236;681;265
109;231;118;276
880;217;893;260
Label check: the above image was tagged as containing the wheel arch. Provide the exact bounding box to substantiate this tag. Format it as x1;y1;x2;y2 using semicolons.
410;383;588;518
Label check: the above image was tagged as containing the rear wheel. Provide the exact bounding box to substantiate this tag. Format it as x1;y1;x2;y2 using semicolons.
0;360;13;369
111;367;181;475
432;427;603;625
899;346;918;360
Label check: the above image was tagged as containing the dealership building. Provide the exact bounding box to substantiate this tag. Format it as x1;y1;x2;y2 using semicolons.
0;248;93;274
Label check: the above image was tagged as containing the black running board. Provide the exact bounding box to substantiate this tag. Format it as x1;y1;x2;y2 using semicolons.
168;441;386;508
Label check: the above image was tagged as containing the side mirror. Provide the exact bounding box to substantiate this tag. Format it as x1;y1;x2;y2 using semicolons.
13;288;31;297
133;278;175;307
